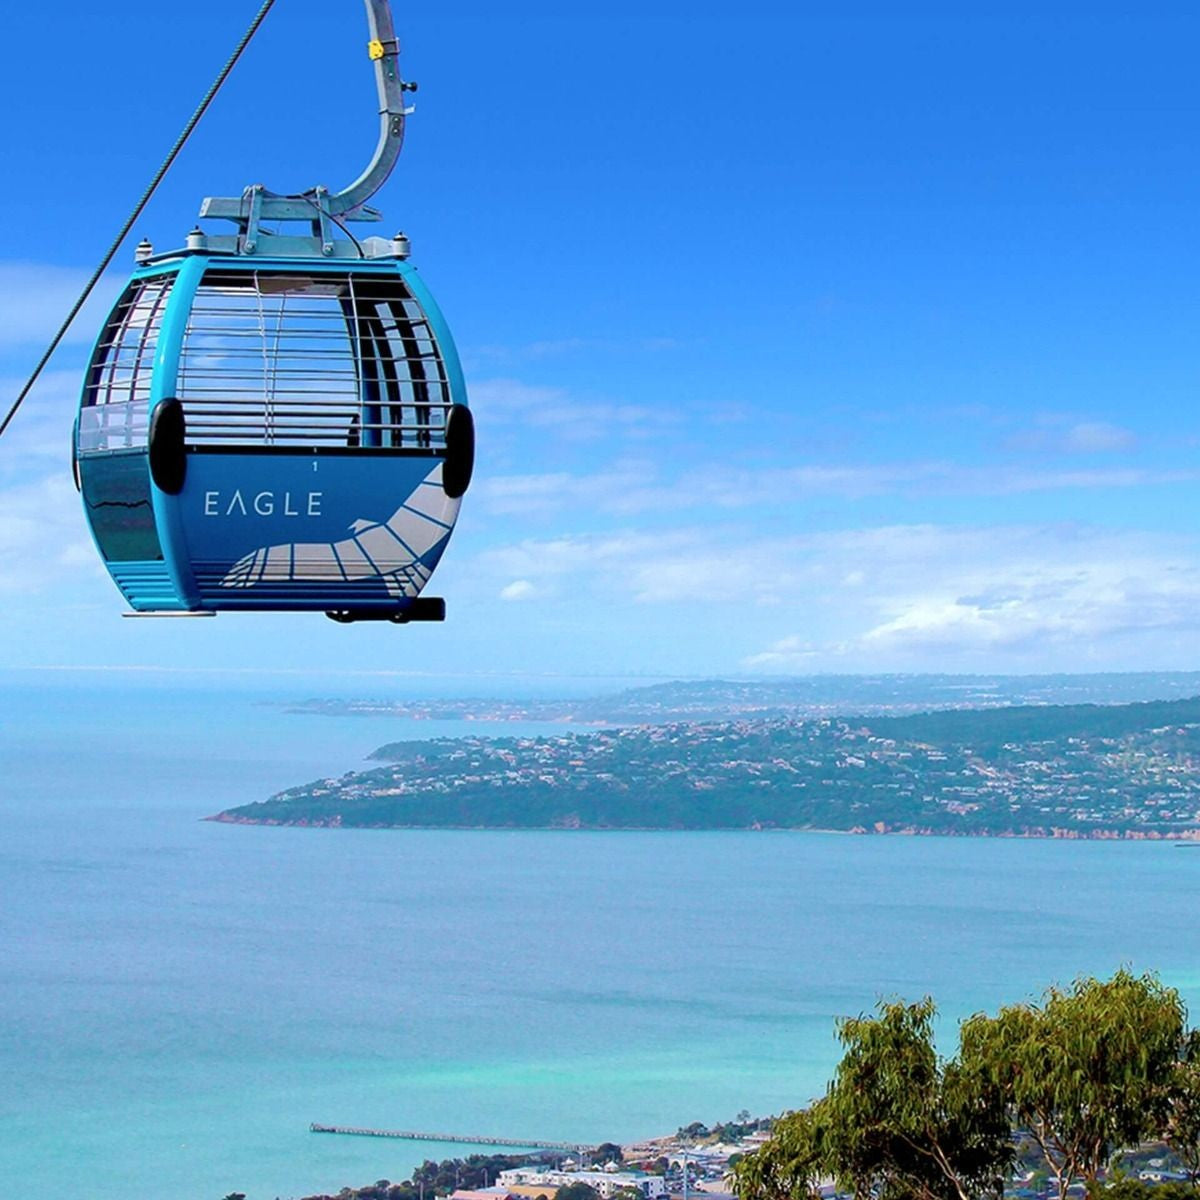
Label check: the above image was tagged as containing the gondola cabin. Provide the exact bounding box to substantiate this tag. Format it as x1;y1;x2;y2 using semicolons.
70;0;473;622
75;250;472;621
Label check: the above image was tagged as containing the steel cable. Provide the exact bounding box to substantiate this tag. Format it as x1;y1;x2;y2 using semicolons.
0;0;279;439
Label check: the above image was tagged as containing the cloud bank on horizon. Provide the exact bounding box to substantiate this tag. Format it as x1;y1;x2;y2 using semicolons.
2;0;1199;680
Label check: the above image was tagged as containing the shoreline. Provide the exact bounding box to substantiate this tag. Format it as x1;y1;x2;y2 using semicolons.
203;814;1200;841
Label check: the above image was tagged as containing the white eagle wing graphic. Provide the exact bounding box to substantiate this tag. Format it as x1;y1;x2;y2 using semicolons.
220;463;460;598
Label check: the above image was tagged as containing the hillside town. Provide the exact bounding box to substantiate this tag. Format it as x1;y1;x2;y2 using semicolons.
294;1117;1199;1200
217;696;1200;837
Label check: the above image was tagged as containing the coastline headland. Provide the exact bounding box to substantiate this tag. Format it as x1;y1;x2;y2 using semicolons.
210;693;1200;840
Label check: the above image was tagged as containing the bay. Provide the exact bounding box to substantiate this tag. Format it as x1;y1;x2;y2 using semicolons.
4;673;1200;1200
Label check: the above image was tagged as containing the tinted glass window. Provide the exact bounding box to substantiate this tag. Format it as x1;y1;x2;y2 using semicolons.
80;452;164;562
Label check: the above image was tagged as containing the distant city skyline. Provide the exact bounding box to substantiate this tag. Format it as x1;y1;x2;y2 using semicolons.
3;1;1200;677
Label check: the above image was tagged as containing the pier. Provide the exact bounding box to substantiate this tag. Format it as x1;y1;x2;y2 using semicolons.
310;1124;592;1152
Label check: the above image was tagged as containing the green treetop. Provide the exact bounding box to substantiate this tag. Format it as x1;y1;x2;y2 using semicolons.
733;970;1191;1200
961;970;1184;1200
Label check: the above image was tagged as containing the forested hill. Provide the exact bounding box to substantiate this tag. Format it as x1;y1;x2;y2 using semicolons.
210;695;1200;837
867;696;1200;753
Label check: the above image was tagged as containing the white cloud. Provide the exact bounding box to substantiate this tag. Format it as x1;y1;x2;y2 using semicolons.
742;635;832;666
1062;421;1138;453
475;526;859;612
470;378;568;420
499;579;537;601
1006;416;1139;455
0;368;85;465
0;263;123;349
0;471;100;593
0;260;127;479
479;461;659;517
466;335;683;367
466;519;1200;671
479;529;671;582
739;523;1200;669
476;458;1197;521
471;378;679;444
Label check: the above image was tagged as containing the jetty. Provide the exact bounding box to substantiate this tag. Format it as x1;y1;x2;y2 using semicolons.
310;1124;592;1152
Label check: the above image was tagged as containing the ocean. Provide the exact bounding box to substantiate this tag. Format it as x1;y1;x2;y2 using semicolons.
4;672;1200;1200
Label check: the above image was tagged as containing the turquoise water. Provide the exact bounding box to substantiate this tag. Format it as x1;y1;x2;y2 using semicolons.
5;675;1200;1200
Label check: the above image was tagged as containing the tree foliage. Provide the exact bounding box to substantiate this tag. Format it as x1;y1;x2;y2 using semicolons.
734;972;1191;1200
553;1184;601;1200
1165;1029;1200;1186
297;1153;556;1200
730;1106;828;1200
1089;1180;1195;1200
732;1001;1012;1200
821;999;1012;1200
961;970;1184;1200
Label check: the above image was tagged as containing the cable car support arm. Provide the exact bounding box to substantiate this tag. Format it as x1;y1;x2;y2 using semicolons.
199;0;417;246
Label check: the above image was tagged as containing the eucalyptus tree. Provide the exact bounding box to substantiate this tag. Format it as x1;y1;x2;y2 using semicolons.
730;1104;828;1200
820;998;1012;1200
959;969;1185;1200
1165;1029;1200;1186
732;1000;1011;1200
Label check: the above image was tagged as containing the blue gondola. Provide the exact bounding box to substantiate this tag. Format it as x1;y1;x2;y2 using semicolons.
72;0;473;622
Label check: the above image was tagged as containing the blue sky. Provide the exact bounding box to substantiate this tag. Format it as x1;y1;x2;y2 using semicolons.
3;0;1200;682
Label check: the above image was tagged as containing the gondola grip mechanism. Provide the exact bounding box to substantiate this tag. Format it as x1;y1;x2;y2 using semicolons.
200;0;411;244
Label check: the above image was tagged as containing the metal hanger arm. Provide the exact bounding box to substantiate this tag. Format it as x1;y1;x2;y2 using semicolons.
328;0;412;216
200;0;413;231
